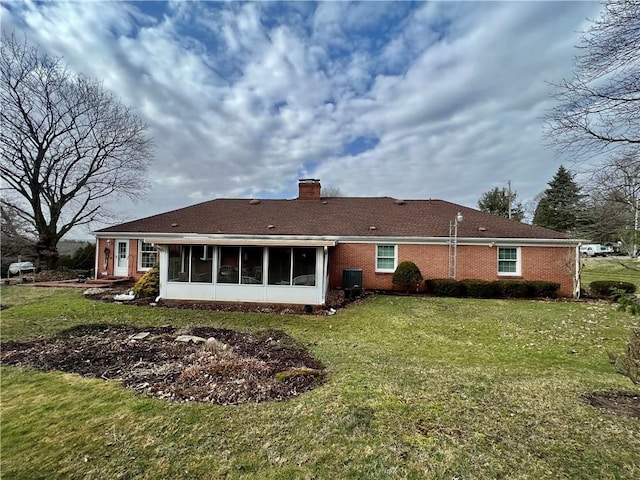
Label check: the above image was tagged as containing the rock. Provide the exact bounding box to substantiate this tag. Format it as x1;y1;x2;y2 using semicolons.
175;334;207;343
114;293;135;301
206;337;231;351
130;332;150;341
83;287;107;296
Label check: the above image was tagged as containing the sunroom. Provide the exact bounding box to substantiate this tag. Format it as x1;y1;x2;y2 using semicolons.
154;239;334;305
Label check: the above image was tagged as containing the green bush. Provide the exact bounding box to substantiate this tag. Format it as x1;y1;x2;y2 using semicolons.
392;261;423;292
132;265;159;298
425;278;560;299
495;280;534;298
425;278;465;297
589;280;636;298
527;280;561;298
459;279;498;298
616;292;640;316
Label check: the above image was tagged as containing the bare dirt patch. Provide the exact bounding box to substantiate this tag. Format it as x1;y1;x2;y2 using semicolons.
0;324;326;405
582;391;640;418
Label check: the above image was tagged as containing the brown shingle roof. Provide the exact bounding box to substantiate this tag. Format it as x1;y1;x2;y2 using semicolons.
96;197;570;240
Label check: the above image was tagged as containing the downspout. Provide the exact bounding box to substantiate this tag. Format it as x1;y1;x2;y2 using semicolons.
323;246;329;305
93;240;100;280
575;243;582;299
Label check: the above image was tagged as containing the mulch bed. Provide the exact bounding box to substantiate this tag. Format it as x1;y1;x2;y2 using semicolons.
0;324;326;405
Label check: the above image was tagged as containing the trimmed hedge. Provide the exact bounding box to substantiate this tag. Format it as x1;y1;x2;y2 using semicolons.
425;278;560;299
424;278;465;297
459;279;499;298
589;280;636;298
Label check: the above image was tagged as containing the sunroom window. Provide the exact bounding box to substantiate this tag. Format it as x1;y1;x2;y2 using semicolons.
190;245;213;283
218;246;240;283
268;247;292;285
268;247;316;286
168;245;213;283
218;246;264;284
168;245;188;282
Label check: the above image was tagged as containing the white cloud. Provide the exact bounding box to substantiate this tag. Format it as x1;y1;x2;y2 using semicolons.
1;0;603;237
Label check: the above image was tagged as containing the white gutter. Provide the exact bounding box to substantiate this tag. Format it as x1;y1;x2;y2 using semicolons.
94;231;579;248
145;237;336;247
335;236;581;247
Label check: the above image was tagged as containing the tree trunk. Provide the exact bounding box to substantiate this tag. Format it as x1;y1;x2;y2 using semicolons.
36;235;59;270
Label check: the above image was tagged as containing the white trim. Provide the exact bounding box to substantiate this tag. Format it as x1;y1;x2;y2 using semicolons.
375;244;397;273
497;246;521;276
137;240;158;271
150;237;335;247
114;240;129;277
337;236;581;247
159;245;327;305
94;231;580;248
94;241;100;279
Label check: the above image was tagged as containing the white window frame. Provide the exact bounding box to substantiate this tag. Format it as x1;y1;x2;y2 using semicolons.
497;246;521;276
375;244;397;272
138;241;158;271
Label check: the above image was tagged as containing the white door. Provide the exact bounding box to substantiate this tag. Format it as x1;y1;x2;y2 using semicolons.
115;240;129;277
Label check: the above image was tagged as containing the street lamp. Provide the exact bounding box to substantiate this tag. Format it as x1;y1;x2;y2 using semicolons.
448;212;463;279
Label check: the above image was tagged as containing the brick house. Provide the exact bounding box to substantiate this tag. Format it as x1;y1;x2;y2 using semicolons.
93;179;580;304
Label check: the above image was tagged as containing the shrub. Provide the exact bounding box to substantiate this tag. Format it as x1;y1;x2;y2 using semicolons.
459;279;498;298
527;280;561;298
495;280;533;298
612;328;640;386
589;280;636;298
426;278;560;299
132;265;159;298
616;292;640;316
392;261;423;292
425;278;465;297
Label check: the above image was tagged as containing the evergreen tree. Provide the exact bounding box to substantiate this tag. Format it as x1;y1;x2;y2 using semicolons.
477;187;524;221
533;166;584;232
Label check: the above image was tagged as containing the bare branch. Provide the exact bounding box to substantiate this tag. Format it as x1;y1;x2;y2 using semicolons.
545;1;640;161
0;33;153;267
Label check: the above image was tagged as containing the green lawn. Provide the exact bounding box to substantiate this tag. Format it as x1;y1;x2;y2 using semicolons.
581;257;640;291
1;286;639;479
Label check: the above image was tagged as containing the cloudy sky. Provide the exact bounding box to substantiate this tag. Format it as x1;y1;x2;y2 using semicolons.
2;0;603;235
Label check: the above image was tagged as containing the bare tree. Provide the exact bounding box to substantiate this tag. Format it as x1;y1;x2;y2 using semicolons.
1;34;152;268
586;152;640;255
321;186;344;197
1;203;36;259
545;1;640;160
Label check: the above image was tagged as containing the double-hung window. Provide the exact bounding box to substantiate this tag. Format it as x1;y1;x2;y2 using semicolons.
139;241;157;270
376;245;397;272
498;247;521;276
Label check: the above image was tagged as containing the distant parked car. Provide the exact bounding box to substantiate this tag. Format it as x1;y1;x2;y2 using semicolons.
580;244;608;257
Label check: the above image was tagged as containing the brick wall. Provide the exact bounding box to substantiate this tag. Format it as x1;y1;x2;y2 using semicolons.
329;242;576;297
96;238;113;278
95;238;145;280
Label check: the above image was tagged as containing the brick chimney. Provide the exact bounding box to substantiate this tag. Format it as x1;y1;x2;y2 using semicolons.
298;178;321;199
